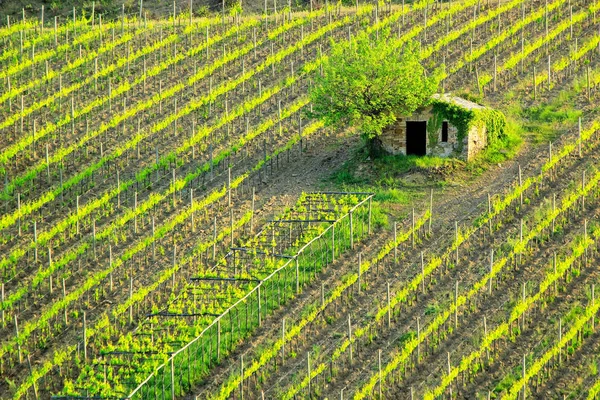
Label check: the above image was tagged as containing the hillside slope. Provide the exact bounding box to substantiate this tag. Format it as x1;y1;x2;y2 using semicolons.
1;0;600;399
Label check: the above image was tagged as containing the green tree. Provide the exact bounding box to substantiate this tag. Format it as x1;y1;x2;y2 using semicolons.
308;31;443;157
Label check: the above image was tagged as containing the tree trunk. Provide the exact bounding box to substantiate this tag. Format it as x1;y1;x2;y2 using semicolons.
365;136;388;158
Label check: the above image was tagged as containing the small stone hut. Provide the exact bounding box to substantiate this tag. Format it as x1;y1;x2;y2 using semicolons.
379;94;506;161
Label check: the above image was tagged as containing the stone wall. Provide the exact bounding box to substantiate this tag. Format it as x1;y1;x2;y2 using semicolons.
380;107;436;155
379;106;488;160
380;116;407;155
466;124;487;161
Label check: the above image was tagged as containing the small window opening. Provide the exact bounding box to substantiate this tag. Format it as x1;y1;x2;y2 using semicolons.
441;121;449;143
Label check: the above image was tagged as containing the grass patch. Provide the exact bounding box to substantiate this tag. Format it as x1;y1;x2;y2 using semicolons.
372;153;457;175
373;188;413;204
369;201;390;229
517;90;581;144
466;113;523;175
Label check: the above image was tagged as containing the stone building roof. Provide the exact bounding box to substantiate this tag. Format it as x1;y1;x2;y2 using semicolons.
431;93;486;110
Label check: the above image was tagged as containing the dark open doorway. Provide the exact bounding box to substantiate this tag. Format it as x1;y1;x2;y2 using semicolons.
406;121;427;156
441;121;449;142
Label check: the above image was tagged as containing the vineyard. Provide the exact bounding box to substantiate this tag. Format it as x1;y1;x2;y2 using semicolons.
1;0;600;399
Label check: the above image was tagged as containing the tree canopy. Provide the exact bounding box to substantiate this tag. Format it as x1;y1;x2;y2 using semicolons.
308;31;443;150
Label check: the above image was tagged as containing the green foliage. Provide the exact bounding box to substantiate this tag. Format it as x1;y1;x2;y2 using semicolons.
431;101;474;144
431;99;507;146
308;31;442;141
368;202;389;229
427;111;443;147
475;115;523;165
519;96;582;144
229;1;243;16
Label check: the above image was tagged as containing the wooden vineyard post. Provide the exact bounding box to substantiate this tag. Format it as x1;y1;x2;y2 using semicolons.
240;355;244;400
251;187;255;233
129;276;133;324
583;173;586;211
62;278;68;324
1;283;4;325
387;282;391;328
522;282;527;330
60;167;64;203
282;318;286;362
421;252;425;294
258;286;262;327
134;192;138;234
20;95;23;140
488;250;494;295
558;318;562;364
378;349;383;399
493;54;497;91
332;223;336;262
76;196;80;235
295;257;300;294
172;245;177;289
190;189;195;232
27;354;38;399
83;311;87;361
429;189;433;234
547;55;551;90
592;284;595;330
488;193;492;234
117;170;121;208
520;219;524;265
48;251;52;291
454;281;459;329
152;217;156;260
549;142;553;181
34;221;38;262
447;352;452;397
417;317;421;362
217;320;221;361
393;222;398;263
358;253;362;294
578;117;582;157
347;315;353;363
533;66;537;100
368;197;372;235
307;352;311;396
349;211;354;249
15;315;22;363
484;316;489;362
587;66;591;101
553;253;557;293
522;354;527;400
45;144;50;181
518;165;523;206
213;217;217;260
455;221;459;266
171;357;175;400
475;64;482;96
520;5;525;73
17;193;21;236
172;169;177;207
228;168;232;207
412;208;415;248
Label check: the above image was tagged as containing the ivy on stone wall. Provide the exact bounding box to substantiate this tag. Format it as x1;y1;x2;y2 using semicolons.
477;109;507;145
431;100;506;146
426;111;443;147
